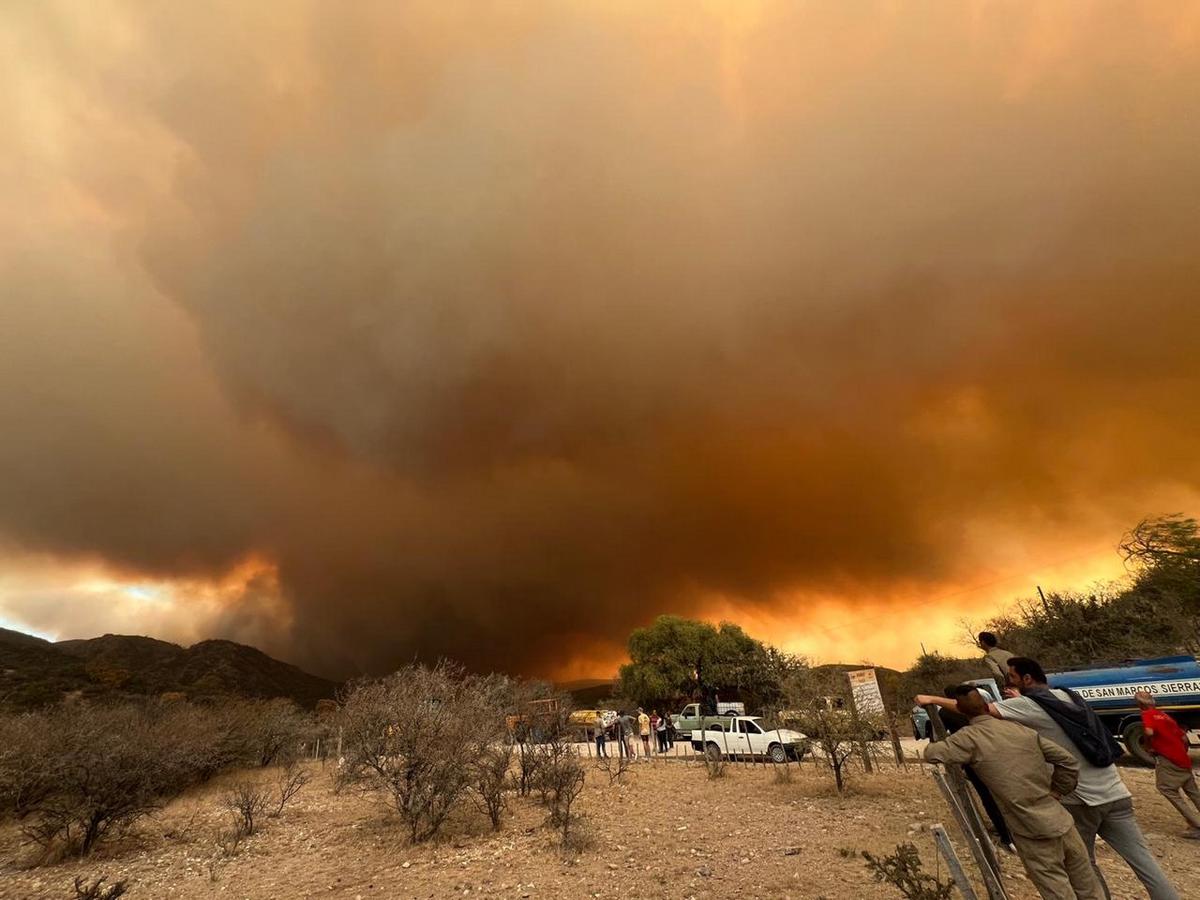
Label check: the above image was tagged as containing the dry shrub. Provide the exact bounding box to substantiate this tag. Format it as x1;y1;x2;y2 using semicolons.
72;876;128;900
595;750;631;785
703;749;727;780
850;844;954;900
470;743;513;831
272;758;312;817
0;697;316;862
560;815;596;856
223;780;269;839
243;698;310;767
541;749;585;842
337;662;505;843
0;704;202;858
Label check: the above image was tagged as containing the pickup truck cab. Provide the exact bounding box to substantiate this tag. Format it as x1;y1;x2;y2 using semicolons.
691;715;807;763
672;702;737;734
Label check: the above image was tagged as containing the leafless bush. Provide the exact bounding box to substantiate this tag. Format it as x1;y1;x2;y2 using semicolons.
514;740;545;798
560;815;596;855
0;711;58;820
72;875;128;900
536;743;586;843
337;662;500;843
533;743;578;812
773;764;794;785
155;704;252;783
799;706;879;793
470;743;513;831
0;704;201;857
244;698;310;767
223;780;269;839
509;683;572;797
271;759;312;817
594;749;630;785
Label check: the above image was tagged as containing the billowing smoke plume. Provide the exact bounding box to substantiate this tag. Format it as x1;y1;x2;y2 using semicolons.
2;2;1199;676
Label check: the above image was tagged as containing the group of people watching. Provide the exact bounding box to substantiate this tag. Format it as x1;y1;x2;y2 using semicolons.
591;707;674;759
916;633;1199;900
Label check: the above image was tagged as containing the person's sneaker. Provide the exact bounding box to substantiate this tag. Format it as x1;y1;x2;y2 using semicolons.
1182;828;1200;840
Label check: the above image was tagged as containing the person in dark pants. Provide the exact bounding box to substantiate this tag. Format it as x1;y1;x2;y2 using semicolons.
941;684;1015;849
593;710;608;758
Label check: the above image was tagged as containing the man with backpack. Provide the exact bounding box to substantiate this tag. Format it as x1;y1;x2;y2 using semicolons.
920;657;1178;899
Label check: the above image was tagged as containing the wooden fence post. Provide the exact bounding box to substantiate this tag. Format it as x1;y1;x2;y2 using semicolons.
932;823;978;900
929;768;1007;900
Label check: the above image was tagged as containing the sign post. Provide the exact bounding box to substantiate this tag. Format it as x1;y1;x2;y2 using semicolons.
847;668;885;717
847;668;884;774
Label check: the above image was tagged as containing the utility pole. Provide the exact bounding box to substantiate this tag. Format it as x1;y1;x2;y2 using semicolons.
1036;585;1050;614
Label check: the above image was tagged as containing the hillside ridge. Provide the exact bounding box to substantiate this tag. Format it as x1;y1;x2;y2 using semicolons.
0;627;338;710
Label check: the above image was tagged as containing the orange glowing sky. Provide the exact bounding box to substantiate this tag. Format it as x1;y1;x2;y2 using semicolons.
2;2;1199;679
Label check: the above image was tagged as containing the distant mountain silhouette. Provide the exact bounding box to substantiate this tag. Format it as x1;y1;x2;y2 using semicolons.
0;627;339;710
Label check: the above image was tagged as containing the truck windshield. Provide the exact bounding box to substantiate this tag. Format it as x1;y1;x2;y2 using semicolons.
741;719;763;734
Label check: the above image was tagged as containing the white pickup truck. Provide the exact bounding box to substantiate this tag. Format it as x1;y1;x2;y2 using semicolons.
690;716;808;763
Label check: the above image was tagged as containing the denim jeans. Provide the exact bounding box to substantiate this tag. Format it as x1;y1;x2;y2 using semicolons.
1066;798;1179;900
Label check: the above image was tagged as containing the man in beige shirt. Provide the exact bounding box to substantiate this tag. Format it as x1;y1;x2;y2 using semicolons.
923;688;1102;900
978;631;1014;683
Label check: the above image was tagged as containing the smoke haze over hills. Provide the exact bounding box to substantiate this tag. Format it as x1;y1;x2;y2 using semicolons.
2;2;1199;677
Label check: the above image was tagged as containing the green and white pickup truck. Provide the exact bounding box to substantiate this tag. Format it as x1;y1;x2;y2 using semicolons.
670;702;743;733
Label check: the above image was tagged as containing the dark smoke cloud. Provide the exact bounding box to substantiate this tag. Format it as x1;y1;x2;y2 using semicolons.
2;2;1200;676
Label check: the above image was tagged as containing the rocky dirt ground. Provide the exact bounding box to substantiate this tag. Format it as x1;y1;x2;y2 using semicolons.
1;753;1195;899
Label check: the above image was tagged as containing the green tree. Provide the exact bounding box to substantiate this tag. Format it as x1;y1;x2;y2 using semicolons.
985;588;1187;668
616;615;797;711
1120;514;1200;651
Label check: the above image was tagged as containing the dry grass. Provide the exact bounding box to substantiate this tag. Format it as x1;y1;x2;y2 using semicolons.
0;758;1193;899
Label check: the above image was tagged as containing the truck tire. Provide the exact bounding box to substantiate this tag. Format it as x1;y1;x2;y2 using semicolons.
705;742;723;761
1121;720;1156;767
768;743;787;764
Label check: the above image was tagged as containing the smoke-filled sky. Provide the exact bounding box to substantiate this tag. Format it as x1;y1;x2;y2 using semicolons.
2;1;1199;679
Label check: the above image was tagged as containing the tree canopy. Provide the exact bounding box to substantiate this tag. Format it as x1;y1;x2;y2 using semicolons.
616;615;799;712
982;514;1200;665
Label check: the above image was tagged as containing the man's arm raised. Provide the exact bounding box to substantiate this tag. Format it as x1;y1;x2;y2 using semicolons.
914;694;1001;718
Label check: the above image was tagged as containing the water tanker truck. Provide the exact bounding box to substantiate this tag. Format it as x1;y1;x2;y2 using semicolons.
1047;654;1200;765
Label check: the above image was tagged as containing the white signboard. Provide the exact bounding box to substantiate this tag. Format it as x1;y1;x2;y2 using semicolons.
1072;679;1200;703
847;668;885;717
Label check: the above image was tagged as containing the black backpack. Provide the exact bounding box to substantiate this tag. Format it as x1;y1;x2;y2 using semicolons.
1024;687;1124;768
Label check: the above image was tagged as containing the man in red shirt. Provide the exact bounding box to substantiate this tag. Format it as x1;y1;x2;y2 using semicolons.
1135;691;1200;838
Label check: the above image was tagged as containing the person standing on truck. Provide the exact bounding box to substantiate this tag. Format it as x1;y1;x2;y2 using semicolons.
1135;691;1200;838
920;658;1179;900
923;688;1102;900
979;631;1015;683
